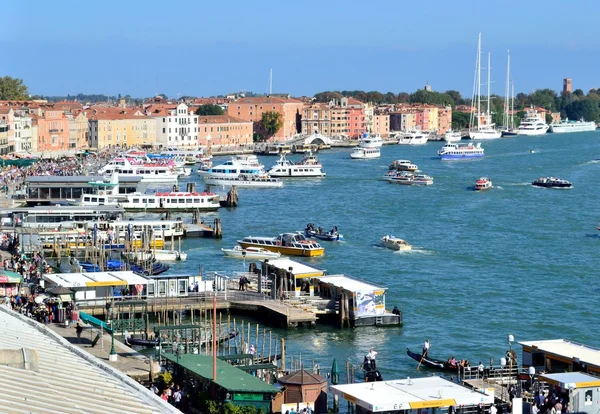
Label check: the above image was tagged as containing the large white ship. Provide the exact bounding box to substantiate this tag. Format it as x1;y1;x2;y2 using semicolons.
518;107;549;136
549;118;597;134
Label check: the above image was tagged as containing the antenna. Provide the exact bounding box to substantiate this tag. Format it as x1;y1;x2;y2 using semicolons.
269;68;273;96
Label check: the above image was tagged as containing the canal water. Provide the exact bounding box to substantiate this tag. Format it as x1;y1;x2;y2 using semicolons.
155;132;600;380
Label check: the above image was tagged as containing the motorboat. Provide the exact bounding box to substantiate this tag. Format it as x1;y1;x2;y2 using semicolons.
304;224;343;241
518;107;549;136
387;172;433;186
474;177;492;191
443;130;462;142
358;133;383;148
267;153;326;178
221;246;282;259
381;235;412;251
203;173;283;188
438;142;484;160
549;118;597;134
389;160;418;172
532;177;572;189
350;147;380;159
398;130;428;145
237;233;324;257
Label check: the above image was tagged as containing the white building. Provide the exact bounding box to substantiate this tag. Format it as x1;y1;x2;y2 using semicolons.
153;103;199;149
13;113;34;153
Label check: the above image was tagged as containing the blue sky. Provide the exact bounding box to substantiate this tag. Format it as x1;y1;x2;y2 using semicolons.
2;0;600;98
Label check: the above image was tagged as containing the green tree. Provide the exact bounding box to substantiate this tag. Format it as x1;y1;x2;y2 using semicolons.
196;104;224;116
259;111;283;139
0;76;29;100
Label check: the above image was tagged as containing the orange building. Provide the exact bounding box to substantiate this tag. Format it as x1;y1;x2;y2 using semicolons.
227;97;303;141
36;109;71;153
196;115;253;147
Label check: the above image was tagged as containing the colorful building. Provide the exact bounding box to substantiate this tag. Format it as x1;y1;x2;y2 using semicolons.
301;103;331;136
88;110;156;149
196;115;253;147
227;97;304;141
36;109;71;153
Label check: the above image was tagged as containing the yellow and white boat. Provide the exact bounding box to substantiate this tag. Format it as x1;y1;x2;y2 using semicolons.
237;233;324;257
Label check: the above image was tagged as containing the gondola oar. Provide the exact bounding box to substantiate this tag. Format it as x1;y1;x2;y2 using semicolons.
417;350;427;370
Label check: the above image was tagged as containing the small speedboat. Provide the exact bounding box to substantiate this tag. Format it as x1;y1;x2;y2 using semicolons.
532;177;572;189
474;177;492;191
222;246;282;259
381;235;412;251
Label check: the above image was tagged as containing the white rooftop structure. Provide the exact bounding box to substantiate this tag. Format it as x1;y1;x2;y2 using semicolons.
520;339;600;370
43;271;149;288
538;372;600;389
265;258;325;279
316;274;386;293
331;376;493;412
0;306;180;414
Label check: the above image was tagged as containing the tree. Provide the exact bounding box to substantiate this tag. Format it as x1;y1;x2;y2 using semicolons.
196;104;224;116
0;76;29;100
259;111;283;140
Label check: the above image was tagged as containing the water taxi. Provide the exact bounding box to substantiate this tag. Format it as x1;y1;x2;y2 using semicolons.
221;246;282;259
474;177;493;191
381;235;412;251
350;147;380;159
119;191;221;212
237;233;324;257
268;153;326;178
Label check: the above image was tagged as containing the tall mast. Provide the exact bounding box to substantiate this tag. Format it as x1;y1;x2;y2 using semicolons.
487;52;491;121
477;33;481;128
504;51;510;127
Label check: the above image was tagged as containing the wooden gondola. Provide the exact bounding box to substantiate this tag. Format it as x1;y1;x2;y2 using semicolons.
406;348;460;373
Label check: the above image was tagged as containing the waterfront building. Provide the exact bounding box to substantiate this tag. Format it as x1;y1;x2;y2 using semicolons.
372;114;390;138
35;108;71;153
88;110;156;149
0;107;14;155
150;103;199;149
13;111;34;153
68;111;88;150
227;97;304;141
301;103;331;136
197;115;253;147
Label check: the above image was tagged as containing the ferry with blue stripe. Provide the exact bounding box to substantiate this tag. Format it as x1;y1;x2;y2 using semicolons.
437;142;485;160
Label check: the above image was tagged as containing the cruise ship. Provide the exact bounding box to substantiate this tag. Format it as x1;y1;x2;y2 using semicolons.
437;143;485;160
518;107;549;136
198;155;265;179
549;118;597;134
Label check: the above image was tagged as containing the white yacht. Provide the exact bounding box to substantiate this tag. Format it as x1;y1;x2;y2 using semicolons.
350;147;381;159
398;130;429;145
358;133;383;148
203;173;283;188
267;153;326;178
518;107;549;136
198;155;265;179
98;157;179;184
549;118;596;134
468;34;502;140
443;130;462;142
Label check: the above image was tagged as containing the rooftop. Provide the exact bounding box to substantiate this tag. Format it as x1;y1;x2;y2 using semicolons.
315;274;386;293
44;271;149;288
537;372;600;389
266;258;325;279
520;339;600;369
331;376;493;412
0;307;179;414
161;353;279;394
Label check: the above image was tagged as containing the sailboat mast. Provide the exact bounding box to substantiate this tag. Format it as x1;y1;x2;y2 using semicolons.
487;52;491;121
477;33;482;129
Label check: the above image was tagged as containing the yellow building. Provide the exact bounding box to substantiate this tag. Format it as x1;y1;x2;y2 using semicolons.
88;111;157;149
